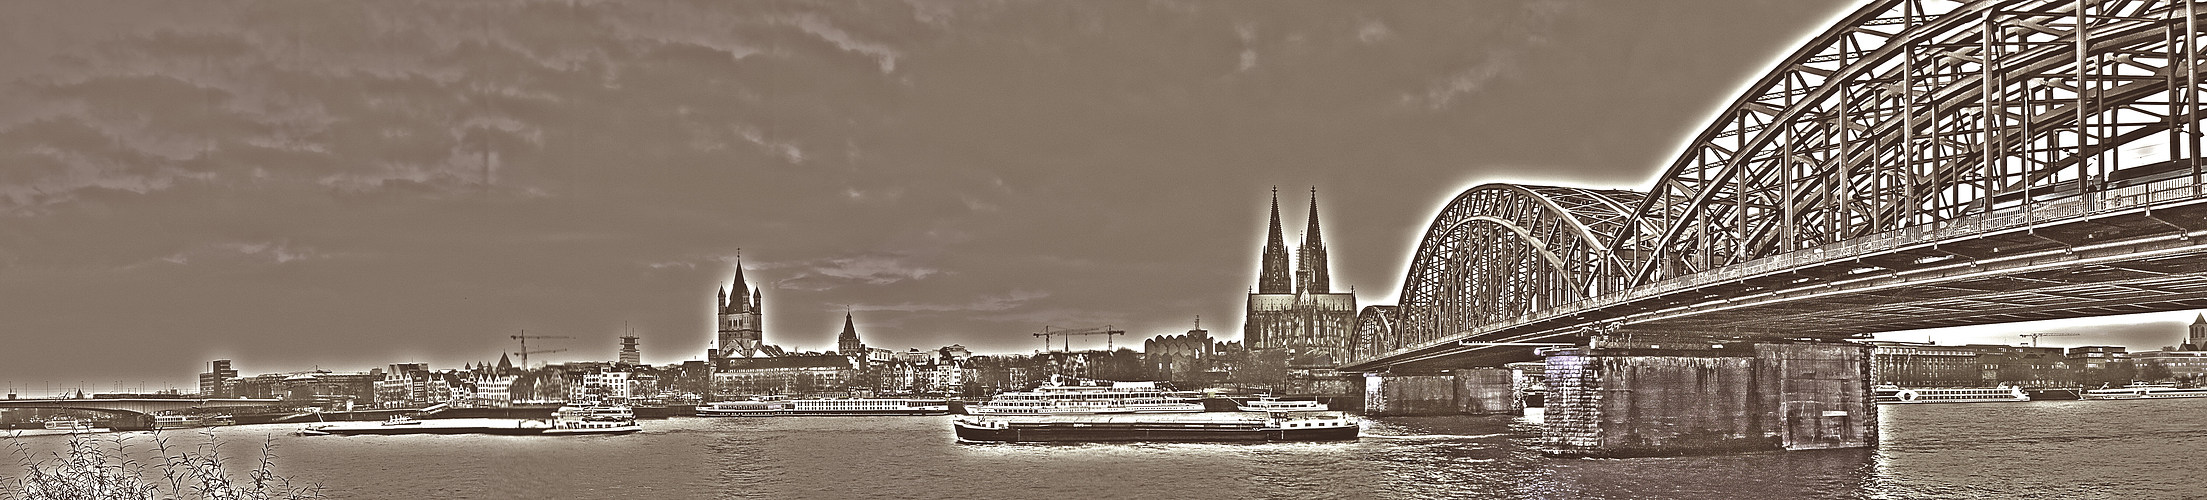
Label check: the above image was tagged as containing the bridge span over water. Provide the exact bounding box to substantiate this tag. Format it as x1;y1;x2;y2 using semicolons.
1349;0;2207;372
1343;0;2207;456
0;398;283;430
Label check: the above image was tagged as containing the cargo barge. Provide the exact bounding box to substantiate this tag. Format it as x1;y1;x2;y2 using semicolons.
952;412;1359;443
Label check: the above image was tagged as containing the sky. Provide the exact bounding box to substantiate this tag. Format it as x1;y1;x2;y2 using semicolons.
4;0;2200;396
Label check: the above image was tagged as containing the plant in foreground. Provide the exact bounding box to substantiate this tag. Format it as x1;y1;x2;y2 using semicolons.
1;429;321;500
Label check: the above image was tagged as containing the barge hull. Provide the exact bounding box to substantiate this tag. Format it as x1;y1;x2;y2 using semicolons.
953;424;1357;443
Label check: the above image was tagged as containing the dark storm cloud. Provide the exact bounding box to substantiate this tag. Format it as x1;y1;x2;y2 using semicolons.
2;0;1896;392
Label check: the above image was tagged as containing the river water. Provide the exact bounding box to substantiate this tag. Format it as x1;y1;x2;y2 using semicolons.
5;399;2202;499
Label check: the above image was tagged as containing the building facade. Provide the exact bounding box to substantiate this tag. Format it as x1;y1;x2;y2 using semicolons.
1244;188;1358;367
1866;341;1981;387
199;360;237;398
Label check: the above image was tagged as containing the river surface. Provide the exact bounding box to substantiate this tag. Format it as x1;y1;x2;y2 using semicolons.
6;399;2203;499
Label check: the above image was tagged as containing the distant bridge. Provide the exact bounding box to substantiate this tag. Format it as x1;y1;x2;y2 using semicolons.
0;398;283;417
1347;0;2207;373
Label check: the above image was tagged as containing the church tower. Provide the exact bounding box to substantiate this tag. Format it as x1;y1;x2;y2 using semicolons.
836;309;864;356
1258;188;1293;294
713;260;765;369
1296;187;1331;295
2187;314;2206;351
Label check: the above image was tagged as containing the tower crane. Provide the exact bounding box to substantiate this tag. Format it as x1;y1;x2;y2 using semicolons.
510;331;573;369
1033;325;1127;353
2019;332;2078;347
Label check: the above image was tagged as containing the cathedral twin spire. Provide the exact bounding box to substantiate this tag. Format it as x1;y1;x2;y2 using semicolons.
1258;187;1332;295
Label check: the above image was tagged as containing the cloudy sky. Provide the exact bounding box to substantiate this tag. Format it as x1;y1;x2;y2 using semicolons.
5;0;2199;395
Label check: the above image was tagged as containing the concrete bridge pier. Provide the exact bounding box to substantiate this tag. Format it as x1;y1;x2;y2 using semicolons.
1540;339;1874;457
1359;368;1518;416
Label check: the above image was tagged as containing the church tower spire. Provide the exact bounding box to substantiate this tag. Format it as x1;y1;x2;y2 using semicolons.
1297;187;1331;294
836;307;863;355
1258;187;1293;294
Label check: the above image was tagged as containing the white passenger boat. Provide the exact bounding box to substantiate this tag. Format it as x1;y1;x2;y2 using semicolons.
966;378;1203;415
1235;396;1328;412
696;398;949;417
2081;383;2207;400
1872;385;2029;404
153;414;205;429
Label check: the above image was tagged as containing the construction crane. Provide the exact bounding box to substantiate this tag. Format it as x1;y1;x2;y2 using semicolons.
1034;325;1126;353
510;331;573;369
2019;332;2079;347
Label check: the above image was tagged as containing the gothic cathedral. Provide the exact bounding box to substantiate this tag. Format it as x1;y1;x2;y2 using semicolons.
1245;188;1358;367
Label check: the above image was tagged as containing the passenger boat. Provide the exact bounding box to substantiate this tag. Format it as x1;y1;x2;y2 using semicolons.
953;411;1360;443
966;378;1203;415
1234;396;1328;412
1872;385;2030;404
696;398;950;417
152;415;205;429
299;405;640;436
40;418;103;432
2081;383;2207;400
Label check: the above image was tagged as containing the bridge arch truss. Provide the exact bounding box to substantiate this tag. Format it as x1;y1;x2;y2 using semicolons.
1352;0;2207;368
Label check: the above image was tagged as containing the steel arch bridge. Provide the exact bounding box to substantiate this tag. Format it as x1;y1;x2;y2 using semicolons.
1346;0;2207;372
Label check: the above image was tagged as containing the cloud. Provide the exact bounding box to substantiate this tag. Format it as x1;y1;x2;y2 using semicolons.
147;239;324;267
780;13;902;74
1404;53;1519;111
763;254;943;290
1356;20;1393;44
857;289;1049;313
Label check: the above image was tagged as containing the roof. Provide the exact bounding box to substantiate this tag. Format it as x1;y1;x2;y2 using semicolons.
722;355;852;371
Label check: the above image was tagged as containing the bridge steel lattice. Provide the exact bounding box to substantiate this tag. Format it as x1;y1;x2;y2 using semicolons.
1347;0;2207;372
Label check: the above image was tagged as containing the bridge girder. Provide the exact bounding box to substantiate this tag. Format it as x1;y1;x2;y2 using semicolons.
1351;0;2207;371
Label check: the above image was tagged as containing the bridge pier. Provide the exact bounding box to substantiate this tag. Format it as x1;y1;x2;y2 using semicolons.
1359;368;1518;416
1541;340;1874;457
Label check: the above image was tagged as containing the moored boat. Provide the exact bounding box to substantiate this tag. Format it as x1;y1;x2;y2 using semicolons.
966;378;1203;415
153;414;205;429
953;412;1360;443
1872;385;2030;404
2081;383;2207;400
696;398;950;417
1234;396;1328;412
299;405;640;436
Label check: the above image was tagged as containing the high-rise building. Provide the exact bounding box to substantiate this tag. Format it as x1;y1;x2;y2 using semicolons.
712;260;766;369
619;336;641;365
198;360;237;397
1244;188;1357;367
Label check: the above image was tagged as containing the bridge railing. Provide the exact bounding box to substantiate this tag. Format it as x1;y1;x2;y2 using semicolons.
1361;176;2204;364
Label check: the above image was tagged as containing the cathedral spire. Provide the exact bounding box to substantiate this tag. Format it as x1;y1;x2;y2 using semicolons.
1297;187;1331;294
1258;187;1293;294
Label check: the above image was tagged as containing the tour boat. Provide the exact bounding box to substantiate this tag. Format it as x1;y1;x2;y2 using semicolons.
299;405;640;436
966;378;1203;415
953;411;1360;443
152;415;205;429
1234;396;1329;412
39;418;103;432
696;398;950;417
1872;385;2030;404
2081;383;2207;400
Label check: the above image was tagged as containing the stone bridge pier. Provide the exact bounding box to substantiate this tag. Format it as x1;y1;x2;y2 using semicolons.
1540;336;1875;457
